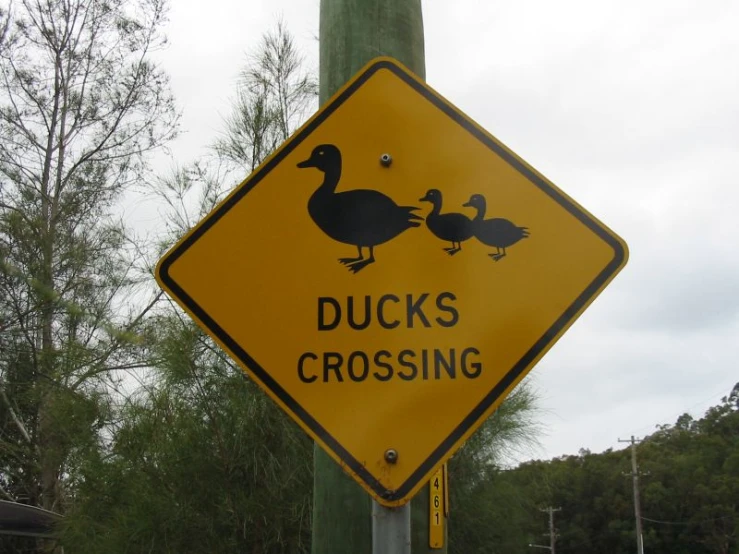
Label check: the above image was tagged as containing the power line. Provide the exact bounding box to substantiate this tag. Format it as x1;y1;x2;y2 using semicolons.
626;384;734;437
641;514;736;526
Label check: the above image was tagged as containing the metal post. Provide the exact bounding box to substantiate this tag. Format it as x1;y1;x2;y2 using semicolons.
372;500;411;554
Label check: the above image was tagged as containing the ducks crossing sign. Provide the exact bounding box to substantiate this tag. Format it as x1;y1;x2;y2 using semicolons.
156;57;628;507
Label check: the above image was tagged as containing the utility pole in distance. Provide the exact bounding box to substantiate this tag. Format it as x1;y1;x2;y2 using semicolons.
619;435;645;554
543;506;561;554
529;506;560;554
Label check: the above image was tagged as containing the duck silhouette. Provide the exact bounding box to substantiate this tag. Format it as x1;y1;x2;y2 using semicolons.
419;189;474;256
297;144;423;273
463;194;530;261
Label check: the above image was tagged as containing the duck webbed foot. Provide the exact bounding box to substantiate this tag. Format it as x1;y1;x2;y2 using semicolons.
444;243;461;256
341;246;375;273
339;246;364;266
345;258;375;273
488;248;507;262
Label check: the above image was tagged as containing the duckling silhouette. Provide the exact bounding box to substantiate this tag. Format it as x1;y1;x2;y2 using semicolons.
297;144;423;273
419;189;474;256
463;194;530;261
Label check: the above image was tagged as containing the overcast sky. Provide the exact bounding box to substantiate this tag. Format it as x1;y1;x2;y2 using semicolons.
142;0;739;464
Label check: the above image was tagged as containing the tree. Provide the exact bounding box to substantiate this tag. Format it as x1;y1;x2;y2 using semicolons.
0;0;178;550
447;382;541;554
61;316;314;554
484;385;739;554
60;20;317;553
639;387;739;554
214;18;317;175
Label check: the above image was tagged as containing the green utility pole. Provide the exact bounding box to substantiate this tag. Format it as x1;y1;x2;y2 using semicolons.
318;0;425;102
312;1;447;553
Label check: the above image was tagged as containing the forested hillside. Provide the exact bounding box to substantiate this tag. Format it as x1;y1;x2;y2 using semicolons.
449;385;739;554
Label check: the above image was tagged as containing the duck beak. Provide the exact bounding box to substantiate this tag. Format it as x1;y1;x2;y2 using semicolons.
419;194;430;202
462;201;471;207
297;156;316;169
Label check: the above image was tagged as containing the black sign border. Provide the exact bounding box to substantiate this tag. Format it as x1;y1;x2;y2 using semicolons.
157;58;626;503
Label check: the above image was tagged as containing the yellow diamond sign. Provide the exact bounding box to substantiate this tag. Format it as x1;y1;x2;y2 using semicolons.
156;57;628;506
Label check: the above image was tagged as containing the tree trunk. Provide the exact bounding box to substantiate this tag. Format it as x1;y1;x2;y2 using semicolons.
39;46;66;549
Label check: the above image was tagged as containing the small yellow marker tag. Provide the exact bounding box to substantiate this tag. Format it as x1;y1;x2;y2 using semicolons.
429;465;445;549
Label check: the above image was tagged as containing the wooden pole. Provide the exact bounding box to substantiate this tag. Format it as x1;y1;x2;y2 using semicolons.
318;0;425;102
312;1;446;552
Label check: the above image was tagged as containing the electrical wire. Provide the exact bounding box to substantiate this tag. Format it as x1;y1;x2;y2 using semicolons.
641;514;735;525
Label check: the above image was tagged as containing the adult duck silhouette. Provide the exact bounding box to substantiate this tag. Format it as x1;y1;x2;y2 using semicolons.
463;194;530;261
297;144;423;273
419;189;474;255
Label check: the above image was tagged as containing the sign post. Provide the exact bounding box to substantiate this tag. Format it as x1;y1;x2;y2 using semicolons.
372;501;412;554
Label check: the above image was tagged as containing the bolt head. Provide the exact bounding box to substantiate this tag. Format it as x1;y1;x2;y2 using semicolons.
380;153;392;167
384;448;399;464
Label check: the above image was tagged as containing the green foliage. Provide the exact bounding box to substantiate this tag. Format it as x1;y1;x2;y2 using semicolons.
0;0;178;551
61;318;313;553
484;386;739;554
60;19;318;554
214;18;318;174
448;381;541;554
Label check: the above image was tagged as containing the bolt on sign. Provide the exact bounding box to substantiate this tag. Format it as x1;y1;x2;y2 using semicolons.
156;57;628;507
